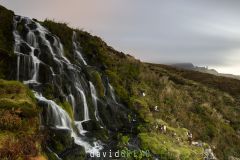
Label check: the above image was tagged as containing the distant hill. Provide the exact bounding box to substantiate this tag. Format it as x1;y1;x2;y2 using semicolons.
171;63;240;80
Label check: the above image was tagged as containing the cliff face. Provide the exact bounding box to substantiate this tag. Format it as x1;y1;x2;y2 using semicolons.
0;5;240;160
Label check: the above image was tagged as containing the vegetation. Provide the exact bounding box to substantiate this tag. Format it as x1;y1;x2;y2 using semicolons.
157;64;240;99
39;18;240;159
0;80;46;160
58;101;74;120
1;4;240;159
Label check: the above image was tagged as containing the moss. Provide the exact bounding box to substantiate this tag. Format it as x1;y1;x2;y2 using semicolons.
139;132;203;160
89;70;105;98
121;135;130;145
0;79;38;117
129;97;153;123
43;83;54;99
0;79;43;160
58;101;74;120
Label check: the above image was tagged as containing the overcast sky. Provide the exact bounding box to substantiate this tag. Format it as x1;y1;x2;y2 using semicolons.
1;0;240;75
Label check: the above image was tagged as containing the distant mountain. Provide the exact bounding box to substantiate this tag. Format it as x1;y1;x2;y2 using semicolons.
171;63;240;80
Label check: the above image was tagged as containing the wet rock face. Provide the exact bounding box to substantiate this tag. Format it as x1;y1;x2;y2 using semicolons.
46;128;86;159
20;42;32;55
82;120;101;131
98;101;131;132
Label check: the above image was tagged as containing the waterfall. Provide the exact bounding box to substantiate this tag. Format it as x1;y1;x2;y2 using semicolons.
30;48;40;82
89;82;100;122
72;31;87;65
109;83;117;102
68;94;76;116
77;87;90;121
36;92;103;154
35;93;72;129
26;30;37;48
13;16;103;156
13;28;21;81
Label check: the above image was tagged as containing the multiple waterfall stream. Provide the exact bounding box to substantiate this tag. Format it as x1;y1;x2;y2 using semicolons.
13;16;106;157
12;15;134;159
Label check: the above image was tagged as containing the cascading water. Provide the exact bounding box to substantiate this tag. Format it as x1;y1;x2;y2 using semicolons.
35;92;72;129
75;86;90;135
72;31;87;65
77;87;90;121
68;94;76;116
13;16;103;157
109;83;117;103
89;82;102;123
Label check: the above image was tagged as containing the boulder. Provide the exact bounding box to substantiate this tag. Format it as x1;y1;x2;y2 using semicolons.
20;42;32;55
82;119;101;131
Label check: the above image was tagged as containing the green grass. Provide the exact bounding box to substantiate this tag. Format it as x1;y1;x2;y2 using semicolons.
39;18;240;159
139;132;203;160
0;80;37;117
0;79;44;159
88;69;105;98
58;101;74;120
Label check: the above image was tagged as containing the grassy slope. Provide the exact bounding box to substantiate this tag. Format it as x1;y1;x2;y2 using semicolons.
41;20;240;159
0;80;46;160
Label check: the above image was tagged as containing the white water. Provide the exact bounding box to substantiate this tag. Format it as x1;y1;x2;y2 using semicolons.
109;83;117;102
13;27;21;81
27;30;37;48
72;31;87;65
36;93;102;155
77;87;90;121
89;82;100;122
68;94;76;115
13;16;103;156
35;93;72;129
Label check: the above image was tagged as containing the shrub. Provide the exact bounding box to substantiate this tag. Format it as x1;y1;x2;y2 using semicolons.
0;134;40;160
0;110;22;131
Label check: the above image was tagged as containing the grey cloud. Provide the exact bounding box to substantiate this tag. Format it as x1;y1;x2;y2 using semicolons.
1;0;240;74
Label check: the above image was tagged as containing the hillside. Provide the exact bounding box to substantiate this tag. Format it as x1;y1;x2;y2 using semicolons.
171;63;240;80
0;4;240;160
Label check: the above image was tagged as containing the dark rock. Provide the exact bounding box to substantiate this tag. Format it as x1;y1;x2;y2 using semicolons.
38;44;54;65
59;143;86;160
15;15;21;22
38;63;52;84
34;49;40;57
34;30;40;36
82;119;101;131
27;22;37;30
45;33;55;44
97;100;132;132
20;42;32;55
100;64;107;71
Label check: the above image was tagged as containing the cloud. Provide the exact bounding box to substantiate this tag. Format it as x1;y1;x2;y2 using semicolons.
1;0;240;74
